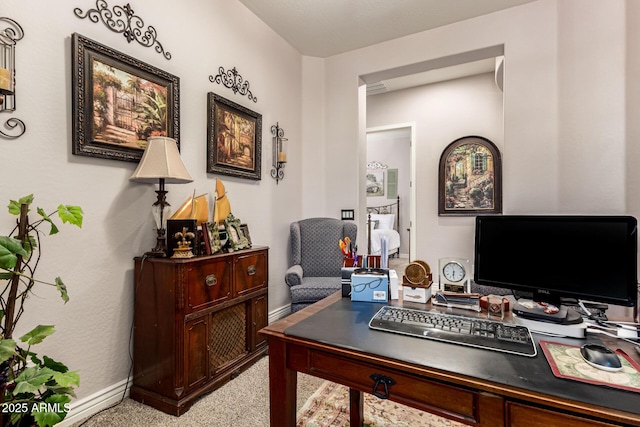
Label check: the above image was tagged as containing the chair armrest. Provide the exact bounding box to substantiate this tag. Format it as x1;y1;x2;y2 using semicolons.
285;265;304;287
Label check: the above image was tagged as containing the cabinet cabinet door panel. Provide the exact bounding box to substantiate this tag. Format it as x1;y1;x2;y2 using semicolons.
252;294;268;349
187;258;232;311
185;317;209;391
235;251;267;296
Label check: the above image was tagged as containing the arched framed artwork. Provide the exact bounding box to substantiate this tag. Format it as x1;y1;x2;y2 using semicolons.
438;136;502;216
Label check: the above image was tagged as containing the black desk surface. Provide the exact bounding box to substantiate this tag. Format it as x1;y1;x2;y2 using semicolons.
284;297;640;417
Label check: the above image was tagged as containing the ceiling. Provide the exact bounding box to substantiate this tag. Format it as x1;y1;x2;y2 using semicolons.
238;0;535;58
238;0;533;93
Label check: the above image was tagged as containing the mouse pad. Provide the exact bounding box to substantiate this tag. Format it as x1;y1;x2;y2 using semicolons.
540;340;640;393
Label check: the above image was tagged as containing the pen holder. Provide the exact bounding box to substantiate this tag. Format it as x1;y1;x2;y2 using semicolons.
367;255;381;268
343;257;362;268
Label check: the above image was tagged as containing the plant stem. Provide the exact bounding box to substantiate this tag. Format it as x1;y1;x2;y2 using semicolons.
3;204;28;339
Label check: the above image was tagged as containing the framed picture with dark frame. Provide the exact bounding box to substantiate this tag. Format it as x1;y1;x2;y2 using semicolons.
166;219;197;258
207;92;262;180
72;33;180;162
239;223;252;248
438;135;502;216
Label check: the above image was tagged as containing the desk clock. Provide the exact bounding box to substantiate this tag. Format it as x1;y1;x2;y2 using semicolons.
439;257;471;293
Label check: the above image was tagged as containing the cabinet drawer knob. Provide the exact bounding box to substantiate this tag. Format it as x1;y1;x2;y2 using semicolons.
370;374;396;399
205;274;217;287
247;265;256;276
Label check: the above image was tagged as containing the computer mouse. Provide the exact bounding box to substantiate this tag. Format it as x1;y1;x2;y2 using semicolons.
580;344;623;372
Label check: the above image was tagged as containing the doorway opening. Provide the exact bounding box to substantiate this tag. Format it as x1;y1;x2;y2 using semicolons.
366;124;415;261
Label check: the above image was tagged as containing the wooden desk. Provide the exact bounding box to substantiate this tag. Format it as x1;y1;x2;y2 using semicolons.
260;292;640;427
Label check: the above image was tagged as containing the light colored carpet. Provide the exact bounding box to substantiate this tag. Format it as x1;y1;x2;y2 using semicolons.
73;356;324;426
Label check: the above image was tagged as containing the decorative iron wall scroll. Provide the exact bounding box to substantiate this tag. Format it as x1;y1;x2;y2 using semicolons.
74;1;171;60
209;66;257;103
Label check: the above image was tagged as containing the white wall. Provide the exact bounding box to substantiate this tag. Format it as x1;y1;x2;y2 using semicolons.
1;0;303;417
557;1;626;212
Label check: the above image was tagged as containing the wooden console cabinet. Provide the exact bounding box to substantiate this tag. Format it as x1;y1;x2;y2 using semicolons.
131;247;269;416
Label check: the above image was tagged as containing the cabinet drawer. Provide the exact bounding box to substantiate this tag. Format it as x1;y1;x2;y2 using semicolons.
507;402;618;427
186;258;232;312
307;351;478;424
235;251;267;297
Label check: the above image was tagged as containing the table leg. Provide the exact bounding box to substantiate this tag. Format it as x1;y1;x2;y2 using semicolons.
268;339;298;427
349;387;364;426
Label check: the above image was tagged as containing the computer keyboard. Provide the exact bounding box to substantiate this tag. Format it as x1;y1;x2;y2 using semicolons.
369;306;537;357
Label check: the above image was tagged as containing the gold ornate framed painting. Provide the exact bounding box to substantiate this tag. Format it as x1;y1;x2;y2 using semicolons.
438;136;502;216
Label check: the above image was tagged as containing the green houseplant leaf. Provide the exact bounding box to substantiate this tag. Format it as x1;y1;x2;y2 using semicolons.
51;370;80;388
55;278;69;303
13;366;56;394
20;325;55;346
36;207;59;235
0;338;17;363
42;355;68;373
56;205;83;228
7;194;33;215
0;236;29;270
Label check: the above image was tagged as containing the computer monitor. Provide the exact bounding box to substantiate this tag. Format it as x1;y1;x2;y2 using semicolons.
474;215;638;310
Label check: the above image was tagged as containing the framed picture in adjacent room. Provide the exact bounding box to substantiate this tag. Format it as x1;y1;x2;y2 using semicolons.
207;92;262;180
438;135;502;216
366;170;385;197
71;33;180;162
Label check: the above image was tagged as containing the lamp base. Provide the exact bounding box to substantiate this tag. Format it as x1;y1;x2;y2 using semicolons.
145;233;167;257
145;248;167;258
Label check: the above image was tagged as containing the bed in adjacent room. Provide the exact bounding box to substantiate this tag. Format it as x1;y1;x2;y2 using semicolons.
367;196;400;257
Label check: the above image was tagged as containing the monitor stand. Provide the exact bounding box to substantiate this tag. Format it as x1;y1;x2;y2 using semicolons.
512;299;587;338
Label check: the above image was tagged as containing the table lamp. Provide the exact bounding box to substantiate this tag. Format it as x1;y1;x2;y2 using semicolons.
130;136;193;257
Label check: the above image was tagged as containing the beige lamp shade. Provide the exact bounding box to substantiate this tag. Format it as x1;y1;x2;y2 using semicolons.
130;137;193;183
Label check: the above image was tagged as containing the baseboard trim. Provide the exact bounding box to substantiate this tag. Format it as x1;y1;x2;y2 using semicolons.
58;376;132;426
269;303;292;323
57;305;291;425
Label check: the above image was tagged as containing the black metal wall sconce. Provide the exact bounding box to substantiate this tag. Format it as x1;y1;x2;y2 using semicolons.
270;122;288;184
0;17;25;139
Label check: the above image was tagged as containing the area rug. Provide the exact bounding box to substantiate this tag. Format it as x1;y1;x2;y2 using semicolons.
296;380;466;427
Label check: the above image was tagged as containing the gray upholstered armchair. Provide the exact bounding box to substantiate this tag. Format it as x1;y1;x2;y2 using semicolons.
285;218;357;313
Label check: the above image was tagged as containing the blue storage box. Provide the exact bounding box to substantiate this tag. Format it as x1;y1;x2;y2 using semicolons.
350;269;389;302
